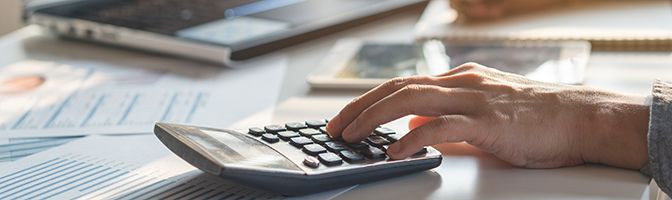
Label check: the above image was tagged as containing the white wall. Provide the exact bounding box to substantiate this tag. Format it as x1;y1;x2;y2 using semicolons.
0;0;23;36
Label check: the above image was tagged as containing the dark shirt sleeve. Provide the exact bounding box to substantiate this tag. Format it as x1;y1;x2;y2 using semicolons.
644;80;672;196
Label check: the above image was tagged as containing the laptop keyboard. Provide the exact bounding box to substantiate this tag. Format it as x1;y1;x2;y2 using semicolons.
74;0;261;34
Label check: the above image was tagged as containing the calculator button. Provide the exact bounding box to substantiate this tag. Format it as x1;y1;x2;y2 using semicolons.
298;128;321;136
285;122;308;131
324;141;347;152
311;134;333;144
366;136;391;147
361;147;387;159
339;150;365;163
318;152;343;166
277;131;300;140
318;127;329;134
264;125;286;133
248;127;265;137
302;144;327;156
385;134;402;142
303;156;320;168
261;134;279;143
289;136;313;147
305;120;327;128
374;127;395;135
346;141;370;151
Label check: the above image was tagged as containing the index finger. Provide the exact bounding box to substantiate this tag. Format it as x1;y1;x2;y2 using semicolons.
326;76;439;138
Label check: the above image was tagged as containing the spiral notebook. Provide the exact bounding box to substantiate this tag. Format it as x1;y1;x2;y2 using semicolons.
415;0;672;51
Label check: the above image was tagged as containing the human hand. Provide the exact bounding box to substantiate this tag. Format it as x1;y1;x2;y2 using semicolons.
327;63;650;169
450;0;568;21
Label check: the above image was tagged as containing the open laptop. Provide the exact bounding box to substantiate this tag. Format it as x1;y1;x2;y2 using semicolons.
28;0;426;66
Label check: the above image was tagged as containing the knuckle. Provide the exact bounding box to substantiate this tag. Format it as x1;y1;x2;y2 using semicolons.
384;75;434;89
399;84;428;99
455;72;487;84
456;62;483;71
384;76;412;89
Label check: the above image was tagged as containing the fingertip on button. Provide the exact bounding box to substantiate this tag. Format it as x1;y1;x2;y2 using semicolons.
386;143;403;159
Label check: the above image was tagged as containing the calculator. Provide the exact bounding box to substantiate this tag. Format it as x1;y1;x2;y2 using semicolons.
154;120;442;196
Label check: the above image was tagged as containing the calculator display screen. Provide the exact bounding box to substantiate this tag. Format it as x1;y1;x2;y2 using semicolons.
180;127;299;171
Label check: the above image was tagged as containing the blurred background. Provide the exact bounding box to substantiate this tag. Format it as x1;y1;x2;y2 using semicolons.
0;0;22;35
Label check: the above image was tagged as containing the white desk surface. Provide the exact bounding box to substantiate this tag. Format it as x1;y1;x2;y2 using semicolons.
3;7;672;199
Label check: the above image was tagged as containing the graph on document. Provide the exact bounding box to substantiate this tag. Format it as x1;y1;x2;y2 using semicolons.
0;154;281;200
0;89;210;132
0;137;81;163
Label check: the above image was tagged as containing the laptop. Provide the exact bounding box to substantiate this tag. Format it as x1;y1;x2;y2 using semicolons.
28;0;426;66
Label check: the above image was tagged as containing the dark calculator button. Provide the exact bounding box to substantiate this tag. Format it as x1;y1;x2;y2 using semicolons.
285;122;307;131
339;150;364;163
361;146;387;159
248;127;265;137
346;141;370;151
302;144;327;156
303;156;320;168
374;127;395;135
318;152;343;166
366;135;391;147
298;128;322;136
264;125;286;133
385;134;402;142
305;120;327;128
311;134;333;144
324;141;348;152
318;126;329;134
414;147;428;155
277;131;300;140
261;134;279;143
289;136;313;147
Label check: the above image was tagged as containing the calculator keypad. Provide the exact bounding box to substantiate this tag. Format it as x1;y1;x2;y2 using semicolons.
285;122;308;131
248;127;265;136
264;125;286;133
261;133;279;143
302;144;327;156
339;150;364;163
324;141;348;152
289;136;313;147
305;120;327;128
318;152;343;166
248;120;418;169
298;128;321;136
277;131;300;140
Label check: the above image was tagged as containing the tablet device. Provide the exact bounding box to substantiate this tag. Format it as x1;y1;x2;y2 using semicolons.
308;39;590;89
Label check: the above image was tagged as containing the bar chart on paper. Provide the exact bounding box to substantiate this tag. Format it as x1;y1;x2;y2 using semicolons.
0;135;283;200
0;88;213;138
0;137;80;163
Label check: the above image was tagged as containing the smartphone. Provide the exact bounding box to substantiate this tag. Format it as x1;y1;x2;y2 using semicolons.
308;39;590;89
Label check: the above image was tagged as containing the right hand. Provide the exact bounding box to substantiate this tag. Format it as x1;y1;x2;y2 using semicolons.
327;63;650;169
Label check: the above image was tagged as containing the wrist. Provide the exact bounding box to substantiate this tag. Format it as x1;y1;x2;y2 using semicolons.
579;92;650;169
